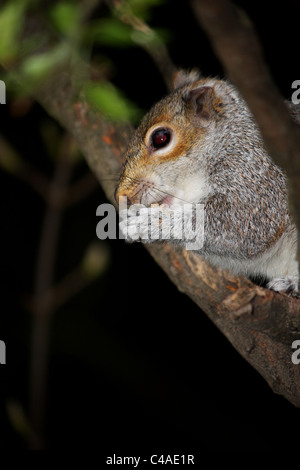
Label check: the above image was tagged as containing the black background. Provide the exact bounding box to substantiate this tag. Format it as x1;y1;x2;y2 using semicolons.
0;0;300;452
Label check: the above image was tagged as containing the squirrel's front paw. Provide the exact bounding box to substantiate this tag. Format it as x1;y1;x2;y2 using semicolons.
119;206;162;242
267;277;299;297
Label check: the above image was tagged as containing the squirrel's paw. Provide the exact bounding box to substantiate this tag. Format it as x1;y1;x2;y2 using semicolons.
267;277;299;297
119;206;162;242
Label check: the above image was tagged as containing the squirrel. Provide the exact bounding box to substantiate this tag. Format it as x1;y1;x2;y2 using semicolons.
115;69;299;294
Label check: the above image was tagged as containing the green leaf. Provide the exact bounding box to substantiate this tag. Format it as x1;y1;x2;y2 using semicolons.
0;0;26;63
118;0;164;21
91;18;134;47
21;43;70;84
6;400;32;438
84;82;141;123
82;242;110;280
49;1;80;37
0;135;22;174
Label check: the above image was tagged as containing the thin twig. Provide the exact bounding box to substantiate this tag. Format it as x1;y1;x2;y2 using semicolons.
28;135;74;449
106;0;176;90
64;171;99;207
0;134;49;200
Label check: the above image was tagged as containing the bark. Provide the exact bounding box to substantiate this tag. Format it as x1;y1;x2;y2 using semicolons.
34;62;300;408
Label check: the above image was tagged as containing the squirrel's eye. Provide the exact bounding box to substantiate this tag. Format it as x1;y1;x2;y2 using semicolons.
151;128;171;150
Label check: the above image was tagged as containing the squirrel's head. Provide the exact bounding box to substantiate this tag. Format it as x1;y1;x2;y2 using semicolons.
115;69;238;208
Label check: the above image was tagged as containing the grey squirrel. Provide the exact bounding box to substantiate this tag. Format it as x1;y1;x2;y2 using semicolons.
115;69;299;294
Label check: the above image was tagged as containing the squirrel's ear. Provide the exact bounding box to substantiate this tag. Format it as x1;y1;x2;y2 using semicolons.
184;85;216;120
172;69;201;90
